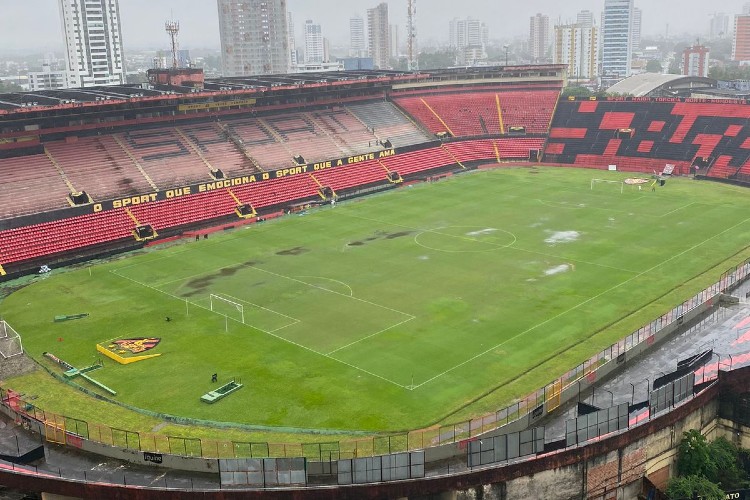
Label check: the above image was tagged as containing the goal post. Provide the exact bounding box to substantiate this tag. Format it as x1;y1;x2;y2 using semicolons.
590;178;624;193
209;294;245;325
0;321;24;358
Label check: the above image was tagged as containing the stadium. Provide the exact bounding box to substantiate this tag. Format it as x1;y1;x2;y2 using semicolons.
1;65;750;498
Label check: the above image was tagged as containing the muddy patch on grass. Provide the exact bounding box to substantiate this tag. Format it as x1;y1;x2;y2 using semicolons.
186;276;214;289
385;231;411;239
348;241;364;246
276;246;309;256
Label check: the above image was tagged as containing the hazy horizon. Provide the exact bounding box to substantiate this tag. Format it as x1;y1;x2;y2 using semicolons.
0;0;748;55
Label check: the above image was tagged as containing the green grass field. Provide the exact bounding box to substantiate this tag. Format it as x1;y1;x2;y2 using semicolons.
3;167;750;435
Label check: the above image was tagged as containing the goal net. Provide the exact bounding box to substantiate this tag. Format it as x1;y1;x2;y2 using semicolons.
590;178;624;193
209;294;245;324
0;321;24;358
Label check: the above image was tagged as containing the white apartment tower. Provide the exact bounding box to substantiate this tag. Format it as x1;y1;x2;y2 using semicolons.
58;0;125;88
367;3;390;69
602;0;634;85
288;12;297;69
554;24;599;80
217;0;290;77
631;7;642;51
350;16;367;57
529;13;550;63
577;10;594;29
710;13;731;39
304;20;324;63
449;18;489;50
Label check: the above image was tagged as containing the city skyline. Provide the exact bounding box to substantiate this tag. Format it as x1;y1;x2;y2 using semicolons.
3;0;750;54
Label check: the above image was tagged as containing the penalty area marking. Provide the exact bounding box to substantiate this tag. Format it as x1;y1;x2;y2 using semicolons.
295;275;354;297
108;268;411;390
213;292;301;332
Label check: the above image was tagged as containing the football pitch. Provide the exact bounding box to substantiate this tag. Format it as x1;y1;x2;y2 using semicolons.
3;167;750;434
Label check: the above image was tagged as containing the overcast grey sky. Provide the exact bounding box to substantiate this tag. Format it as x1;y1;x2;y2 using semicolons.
1;0;749;53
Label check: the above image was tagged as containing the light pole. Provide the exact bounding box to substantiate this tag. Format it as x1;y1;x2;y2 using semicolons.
503;44;509;66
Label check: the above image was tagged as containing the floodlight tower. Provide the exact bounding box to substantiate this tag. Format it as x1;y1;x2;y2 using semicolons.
407;0;418;71
165;20;180;69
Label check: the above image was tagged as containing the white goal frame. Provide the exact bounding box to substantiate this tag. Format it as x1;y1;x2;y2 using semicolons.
0;321;24;358
590;178;624;193
209;294;245;324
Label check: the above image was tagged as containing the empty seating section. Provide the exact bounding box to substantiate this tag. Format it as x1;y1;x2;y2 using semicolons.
379;147;457;176
394;93;501;136
545;99;750;177
498;91;559;134
224;118;294;169
312;161;388;191
0;153;71;218
119;128;212;187
130;188;238;230
444;138;546;162
232;173;321;209
394;90;559;137
0;210;134;264
45;136;153;200
177;124;256;177
310;108;377;156
347;102;431;147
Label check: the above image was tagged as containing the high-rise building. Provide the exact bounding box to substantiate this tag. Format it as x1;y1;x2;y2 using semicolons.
304;20;324;63
29;63;68;91
602;0;634;85
554;24;599;80
733;13;750;63
217;0;289;77
577;10;594;29
529;13;550;63
57;0;125;88
389;25;399;58
449;18;489;65
288;12;298;69
449;18;489;50
367;3;390;69
710;13;731;39
682;45;710;77
631;7;642;52
350;16;367;57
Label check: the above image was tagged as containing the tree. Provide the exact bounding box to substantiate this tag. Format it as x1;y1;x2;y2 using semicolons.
709;437;747;490
676;430;716;479
0;81;22;93
418;49;457;70
666;475;724;500
646;60;662;73
561;86;593;98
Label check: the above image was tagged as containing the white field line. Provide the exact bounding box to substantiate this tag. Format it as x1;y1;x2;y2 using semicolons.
217;293;302;331
295;275;354;296
109;268;410;389
345;213;637;274
410;215;750;390
249;266;415;320
536;199;698;219
327;316;416;355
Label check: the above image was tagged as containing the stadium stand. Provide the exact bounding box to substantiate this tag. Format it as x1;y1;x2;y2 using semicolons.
545;99;750;176
336;102;432;148
45;136;154;200
392;89;560;138
0;152;72;218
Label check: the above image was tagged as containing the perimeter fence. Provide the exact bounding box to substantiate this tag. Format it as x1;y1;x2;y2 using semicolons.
2;257;749;461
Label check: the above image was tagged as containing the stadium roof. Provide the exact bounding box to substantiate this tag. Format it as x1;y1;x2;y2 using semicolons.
606;73;716;97
0;65;566;114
